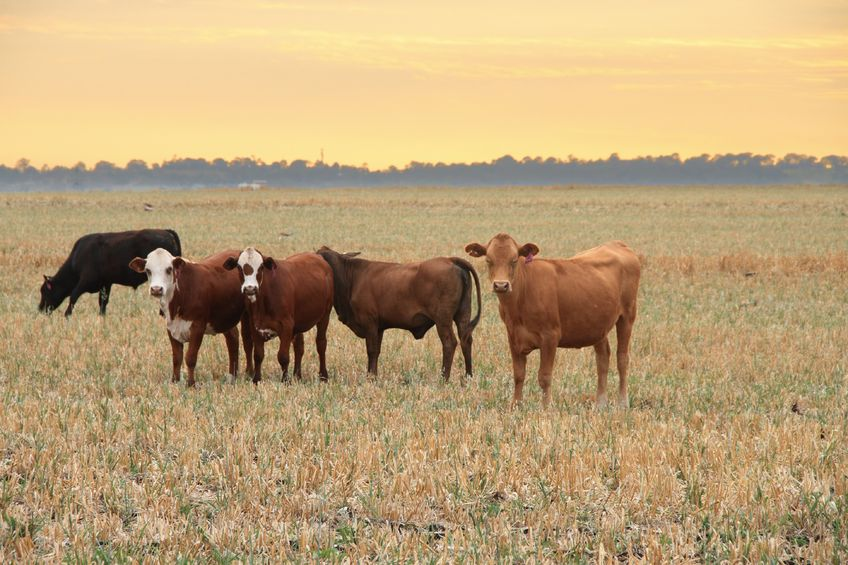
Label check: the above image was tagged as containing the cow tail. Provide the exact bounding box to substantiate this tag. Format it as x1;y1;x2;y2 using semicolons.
166;229;182;256
451;258;482;330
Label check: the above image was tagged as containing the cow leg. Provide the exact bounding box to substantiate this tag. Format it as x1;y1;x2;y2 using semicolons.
615;316;635;408
510;350;527;408
240;312;254;380
316;312;330;382
184;325;205;388
365;329;383;376
98;285;112;315
457;321;474;384
251;327;265;384
223;327;239;383
64;282;89;317
594;336;611;408
454;302;474;384
538;340;557;409
168;332;183;383
277;325;294;382
436;322;458;383
292;333;305;381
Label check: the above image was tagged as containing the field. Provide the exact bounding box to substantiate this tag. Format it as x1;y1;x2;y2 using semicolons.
0;185;846;562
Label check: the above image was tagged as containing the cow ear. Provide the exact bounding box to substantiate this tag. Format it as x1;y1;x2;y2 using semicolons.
343;251;361;258
129;258;146;273
263;257;277;270
465;243;487;258
518;243;540;257
172;257;186;272
223;257;238;270
43;274;53;283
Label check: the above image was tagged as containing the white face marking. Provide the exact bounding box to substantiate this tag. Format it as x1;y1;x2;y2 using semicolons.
167;316;193;343
238;247;265;301
142;248;178;306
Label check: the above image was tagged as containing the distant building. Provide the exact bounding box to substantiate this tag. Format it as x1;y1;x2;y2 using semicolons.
237;180;268;190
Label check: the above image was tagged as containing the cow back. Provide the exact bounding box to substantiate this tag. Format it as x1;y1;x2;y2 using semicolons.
170;249;245;332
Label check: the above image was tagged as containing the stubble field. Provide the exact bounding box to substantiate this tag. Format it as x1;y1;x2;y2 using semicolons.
0;185;846;562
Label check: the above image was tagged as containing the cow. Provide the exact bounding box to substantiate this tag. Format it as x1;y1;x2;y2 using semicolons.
39;229;181;316
465;234;640;409
129;248;254;388
223;247;333;383
316;246;482;382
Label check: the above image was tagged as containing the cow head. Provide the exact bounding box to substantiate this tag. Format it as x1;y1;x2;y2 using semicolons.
129;248;185;301
223;247;276;303
38;274;65;314
465;233;539;294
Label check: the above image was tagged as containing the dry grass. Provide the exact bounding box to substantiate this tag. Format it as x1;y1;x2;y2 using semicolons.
0;185;846;562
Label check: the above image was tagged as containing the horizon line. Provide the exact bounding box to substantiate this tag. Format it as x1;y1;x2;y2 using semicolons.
6;151;847;172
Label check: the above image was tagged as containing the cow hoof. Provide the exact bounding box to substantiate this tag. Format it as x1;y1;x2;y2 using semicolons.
618;396;630;409
595;395;608;409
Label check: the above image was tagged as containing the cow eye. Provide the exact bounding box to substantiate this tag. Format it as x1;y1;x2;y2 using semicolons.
166;267;172;275
145;268;151;275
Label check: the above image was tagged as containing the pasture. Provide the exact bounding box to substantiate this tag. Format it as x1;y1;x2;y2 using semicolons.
0;185;846;562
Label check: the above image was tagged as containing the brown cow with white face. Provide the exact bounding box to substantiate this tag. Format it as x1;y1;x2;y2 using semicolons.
465;234;640;409
129;248;254;387
223;247;333;383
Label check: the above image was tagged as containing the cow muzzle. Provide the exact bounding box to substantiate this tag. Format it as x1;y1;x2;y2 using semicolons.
492;280;511;294
243;285;258;297
150;286;164;297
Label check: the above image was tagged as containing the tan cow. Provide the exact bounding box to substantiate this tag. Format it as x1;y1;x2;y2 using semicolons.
465;234;640;408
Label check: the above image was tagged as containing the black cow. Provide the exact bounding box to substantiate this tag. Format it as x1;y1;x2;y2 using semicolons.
39;229;182;316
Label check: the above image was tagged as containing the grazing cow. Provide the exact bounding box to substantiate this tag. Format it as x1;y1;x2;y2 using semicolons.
316;246;481;381
129;248;254;387
465;234;640;408
39;229;181;316
223;247;333;383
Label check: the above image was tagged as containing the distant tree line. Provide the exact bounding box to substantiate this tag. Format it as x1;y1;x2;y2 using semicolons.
1;153;846;191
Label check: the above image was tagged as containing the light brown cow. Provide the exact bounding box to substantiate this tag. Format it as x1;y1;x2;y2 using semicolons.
465;234;640;408
223;248;333;382
129;248;253;387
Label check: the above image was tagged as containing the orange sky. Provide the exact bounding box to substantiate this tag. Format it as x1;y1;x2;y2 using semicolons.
1;0;846;168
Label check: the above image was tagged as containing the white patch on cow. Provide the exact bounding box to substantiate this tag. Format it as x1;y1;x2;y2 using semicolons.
143;248;179;301
237;247;265;296
167;316;193;343
259;328;277;340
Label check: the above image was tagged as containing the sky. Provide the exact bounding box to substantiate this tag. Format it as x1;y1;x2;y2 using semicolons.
1;0;846;169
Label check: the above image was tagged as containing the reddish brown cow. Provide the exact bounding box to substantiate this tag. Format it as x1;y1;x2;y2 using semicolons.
129;248;253;387
223;247;333;382
465;234;640;408
317;246;481;381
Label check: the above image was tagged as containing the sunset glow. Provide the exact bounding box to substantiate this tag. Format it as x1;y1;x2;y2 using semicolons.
1;0;846;168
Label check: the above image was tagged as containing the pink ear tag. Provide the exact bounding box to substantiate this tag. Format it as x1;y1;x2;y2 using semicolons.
525;253;534;264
